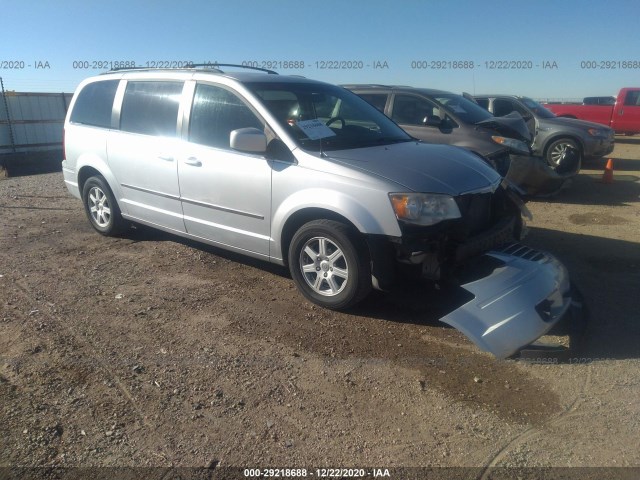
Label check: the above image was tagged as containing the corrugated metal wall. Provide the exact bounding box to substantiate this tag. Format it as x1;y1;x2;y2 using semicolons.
0;91;72;154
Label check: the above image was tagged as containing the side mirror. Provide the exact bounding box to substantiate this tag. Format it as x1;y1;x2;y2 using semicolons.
230;128;267;154
424;115;442;127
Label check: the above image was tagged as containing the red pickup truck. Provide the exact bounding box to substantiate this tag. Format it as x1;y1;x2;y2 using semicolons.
544;88;640;135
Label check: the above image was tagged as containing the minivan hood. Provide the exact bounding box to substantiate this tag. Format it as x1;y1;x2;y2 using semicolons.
476;112;532;142
328;142;501;196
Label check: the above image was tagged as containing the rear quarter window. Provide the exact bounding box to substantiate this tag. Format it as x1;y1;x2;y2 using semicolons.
70;80;119;128
120;81;184;136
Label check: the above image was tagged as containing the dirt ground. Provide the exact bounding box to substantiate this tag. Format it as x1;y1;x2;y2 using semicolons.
1;139;639;479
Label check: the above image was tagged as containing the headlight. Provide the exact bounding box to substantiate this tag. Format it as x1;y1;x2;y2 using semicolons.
491;135;530;155
588;128;609;137
389;193;461;226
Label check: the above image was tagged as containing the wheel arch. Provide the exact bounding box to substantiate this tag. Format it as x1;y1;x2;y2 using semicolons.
77;165;105;193
542;134;584;158
279;208;363;267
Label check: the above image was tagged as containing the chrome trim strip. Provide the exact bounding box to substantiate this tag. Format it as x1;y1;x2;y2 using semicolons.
183;214;270;240
121;199;184;219
120;184;265;219
181;197;264;220
120;183;181;201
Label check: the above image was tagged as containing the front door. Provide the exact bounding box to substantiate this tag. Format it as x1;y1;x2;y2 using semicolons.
390;93;460;144
178;82;272;257
614;90;640;133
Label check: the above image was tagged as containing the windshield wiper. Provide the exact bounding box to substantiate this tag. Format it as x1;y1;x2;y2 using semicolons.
374;136;412;145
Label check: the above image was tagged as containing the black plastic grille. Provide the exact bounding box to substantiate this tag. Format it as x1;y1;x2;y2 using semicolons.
497;243;546;262
454;192;493;235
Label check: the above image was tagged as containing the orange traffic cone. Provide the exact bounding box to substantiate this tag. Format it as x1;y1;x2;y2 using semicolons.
601;158;614;184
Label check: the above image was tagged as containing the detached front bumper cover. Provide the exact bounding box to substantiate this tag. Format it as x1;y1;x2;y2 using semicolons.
440;244;572;359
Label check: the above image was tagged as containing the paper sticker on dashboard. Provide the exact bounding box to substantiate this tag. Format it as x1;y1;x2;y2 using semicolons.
296;119;337;140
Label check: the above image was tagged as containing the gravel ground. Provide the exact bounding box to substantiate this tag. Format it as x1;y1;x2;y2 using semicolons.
1;139;639;479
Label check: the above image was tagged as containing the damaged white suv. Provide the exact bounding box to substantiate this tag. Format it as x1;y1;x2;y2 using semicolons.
62;65;572;358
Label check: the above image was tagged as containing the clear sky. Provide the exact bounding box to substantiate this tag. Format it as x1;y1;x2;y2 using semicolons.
1;0;639;99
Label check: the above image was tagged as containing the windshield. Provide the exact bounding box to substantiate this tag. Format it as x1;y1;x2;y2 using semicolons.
247;82;412;151
432;93;494;124
521;97;556;119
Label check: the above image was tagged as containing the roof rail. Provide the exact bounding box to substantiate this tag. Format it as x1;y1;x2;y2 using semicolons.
191;63;278;75
341;84;392;88
341;84;414;89
108;63;278;75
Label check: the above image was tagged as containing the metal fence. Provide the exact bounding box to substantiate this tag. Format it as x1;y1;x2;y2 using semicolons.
1;78;72;155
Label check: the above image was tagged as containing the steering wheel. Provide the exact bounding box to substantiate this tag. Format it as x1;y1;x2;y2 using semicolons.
326;116;345;128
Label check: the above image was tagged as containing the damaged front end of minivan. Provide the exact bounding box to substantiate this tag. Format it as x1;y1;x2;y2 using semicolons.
368;178;578;359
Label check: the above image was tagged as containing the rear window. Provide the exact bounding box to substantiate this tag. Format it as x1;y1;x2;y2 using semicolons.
623;91;640;106
70;80;119;128
120;81;183;136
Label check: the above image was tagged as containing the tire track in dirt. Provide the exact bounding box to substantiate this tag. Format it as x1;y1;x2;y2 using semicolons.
6;276;184;465
217;289;564;426
478;363;593;476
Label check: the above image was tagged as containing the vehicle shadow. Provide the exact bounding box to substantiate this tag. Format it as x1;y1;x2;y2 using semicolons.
613;136;640;145
124;224;639;361
125;223;291;279
531;170;640;206
354;226;640;362
516;227;640;361
582;156;640;171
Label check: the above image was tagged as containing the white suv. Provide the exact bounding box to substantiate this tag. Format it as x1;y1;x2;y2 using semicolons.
63;65;572;358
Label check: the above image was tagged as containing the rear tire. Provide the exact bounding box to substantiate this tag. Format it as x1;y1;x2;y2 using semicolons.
82;176;127;236
288;220;371;310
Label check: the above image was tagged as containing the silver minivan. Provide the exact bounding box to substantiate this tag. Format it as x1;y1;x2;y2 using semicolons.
63;65;573;358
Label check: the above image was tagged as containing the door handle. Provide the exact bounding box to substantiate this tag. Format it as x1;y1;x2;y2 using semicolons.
158;155;174;161
184;157;202;167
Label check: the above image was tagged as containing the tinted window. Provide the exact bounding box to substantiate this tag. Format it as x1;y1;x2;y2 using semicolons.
624;91;640;106
120;81;183;136
358;93;387;112
520;97;556;118
432;94;493;124
70;80;119;128
493;99;518;117
392;95;439;125
189;84;264;149
475;98;490;110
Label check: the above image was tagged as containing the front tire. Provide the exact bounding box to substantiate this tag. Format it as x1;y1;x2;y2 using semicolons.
288;220;371;310
545;138;580;173
82;176;127;236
